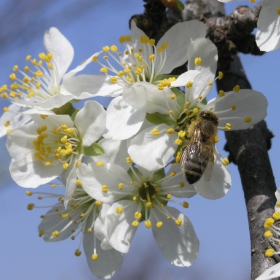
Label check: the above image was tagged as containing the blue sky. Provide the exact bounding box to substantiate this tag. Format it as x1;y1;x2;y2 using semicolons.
0;0;279;279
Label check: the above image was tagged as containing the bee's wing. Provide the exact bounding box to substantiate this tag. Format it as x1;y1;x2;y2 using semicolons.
203;141;215;182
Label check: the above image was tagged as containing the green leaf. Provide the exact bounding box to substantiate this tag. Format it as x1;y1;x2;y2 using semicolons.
52;102;76;116
146;113;176;126
176;0;185;11
81;143;104;156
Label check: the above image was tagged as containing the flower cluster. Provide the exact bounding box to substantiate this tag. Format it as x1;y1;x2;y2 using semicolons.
1;21;268;279
218;0;280;52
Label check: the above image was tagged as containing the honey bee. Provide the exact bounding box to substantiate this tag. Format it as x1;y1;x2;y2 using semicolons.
181;111;218;184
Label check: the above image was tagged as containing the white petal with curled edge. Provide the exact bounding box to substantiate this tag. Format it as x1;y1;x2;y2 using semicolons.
0;104;32;138
204;89;268;130
36;93;74;110
128;123;178;171
106;200;139;253
38;202;81;242
44;27;74;81
171;70;200;88
162;163;197;198
75;100;106;146
61;75;123;98
83;213;123;279
256;0;280;52
256;262;280;280
122;82;174;114
193;147;231;200
151;206;199;267
77;162;132;203
275;189;280;212
155;20;206;75
104;96;146;140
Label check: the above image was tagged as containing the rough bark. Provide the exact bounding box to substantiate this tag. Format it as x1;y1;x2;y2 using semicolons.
132;0;277;279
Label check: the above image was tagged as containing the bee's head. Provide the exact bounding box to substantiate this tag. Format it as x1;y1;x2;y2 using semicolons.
199;111;218;125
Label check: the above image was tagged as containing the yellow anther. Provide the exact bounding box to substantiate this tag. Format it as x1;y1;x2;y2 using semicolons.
95;201;102;206
244;117;252;123
175;139;182;145
222;158;229;166
185;101;190;107
74;249;82;257
166;128;174;134
34;71;43;77
75;161;81;167
214;136;219;143
9;73;16;80
117;71;124;77
169;110;174;115
145;220;152;228
126;157;132;164
149;54;155;61
157;221;163;228
233;85;240;92
264;231;273;238
152;128;160;136
100;67;108;73
39;230;44;237
110;77;118;84
180;182;185;188
250;0;255;2
31;59;37;65
130;181;134;185
170;94;176;100
208;81;213;86
146;202;152;208
76;180;82;187
102;185;108;193
231;104;236;110
219;90;225;97
52;231;60;238
167;194;172;199
134;212;142;219
133;196;137;201
3;107;9;112
103;56;108;60
265;249;275;257
115;207;123;214
225;123;232;131
51;184;56;188
186;81;193;88
277;8;280;15
140;35;149;44
124;68;131;75
119;35;125;44
63;163;69;170
158;84;164;90
183;201;189;208
92;254;98;261
118;183;124;189
273;212;280;220
178;130;186;138
125;35;131;42
194;57;202;66
25;191;33;196
193;108;199;114
38;53;46;60
4;121;10;127
132;220;139;227
171;171;176;176
102;46;110;52
26;55;31;61
175;218;182;226
87;228;93;233
96;161;104;166
110;45;118;52
45;161;52;166
92;56;98;62
149;39;155;46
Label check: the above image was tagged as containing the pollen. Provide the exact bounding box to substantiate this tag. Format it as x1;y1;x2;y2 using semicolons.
4;121;10;127
183;201;189;208
115;207;123;214
244;117;252;123
169;110;173;115
233;85;240;92
273;212;280;220
102;185;108;193
3;107;9;112
208;81;213;86
264;231;273;238
214;136;219;143
219;90;225;97
25;191;33;196
27;203;35;210
194;57;202;66
96;161;104;166
277;8;280;15
186;81;193;88
231;105;236;110
134;212;142;219
180;182;184;188
102;46;110;52
265;249;275;257
100;67;108;73
178;130;186;138
218;71;223;79
52;230;60;238
118;183;124;189
167;194;172;199
110;77;118;84
175;218;182;226
126;157;132;164
92;55;98;62
166;128;174;134
145;220;152;228
132;220;139;227
170;94;175;100
76;180;82;187
222;158;229;166
92;254;98;261
149;54;155;61
225;123;232;130
175;138;182;145
74;249;82;257
152;128;160;136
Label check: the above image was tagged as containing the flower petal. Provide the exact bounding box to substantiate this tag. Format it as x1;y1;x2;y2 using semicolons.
151;206;199;267
193;147;231;200
255;262;280;280
44;27;74;81
155;20;206;75
61;75;123;98
204;89;268;130
128;123;178;171
256;0;280;52
83;213;123;279
106;200;139;253
104;96;145;140
75;100;106;146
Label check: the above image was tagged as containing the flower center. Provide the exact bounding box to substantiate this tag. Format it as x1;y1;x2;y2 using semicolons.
0;52;60;105
92;34;169;87
138;181;157;202
33;122;80;170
